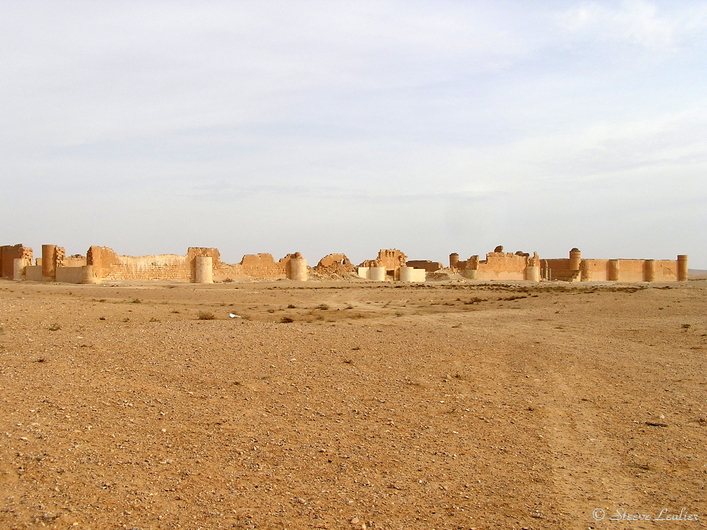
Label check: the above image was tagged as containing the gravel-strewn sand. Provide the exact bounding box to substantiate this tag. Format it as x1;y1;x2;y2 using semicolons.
1;279;705;529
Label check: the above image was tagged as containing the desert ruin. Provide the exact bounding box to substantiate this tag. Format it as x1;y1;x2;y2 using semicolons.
1;241;704;529
0;243;690;284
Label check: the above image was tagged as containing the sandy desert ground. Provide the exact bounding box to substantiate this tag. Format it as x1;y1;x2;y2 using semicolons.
0;278;705;529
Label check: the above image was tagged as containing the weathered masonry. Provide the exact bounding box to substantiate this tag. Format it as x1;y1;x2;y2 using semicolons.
449;247;688;282
0;245;305;284
0;243;689;284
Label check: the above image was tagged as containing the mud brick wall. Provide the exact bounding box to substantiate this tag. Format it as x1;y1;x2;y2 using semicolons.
56;267;85;284
653;260;677;281
581;259;611;281
88;246;190;281
315;254;355;275
544;258;571;271
614;260;645;282
359;249;408;271
406;260;443;272
64;255;87;267
239;254;287;279
475;252;528;281
1;245;33;278
25;266;43;281
186;247;221;280
107;255;190;281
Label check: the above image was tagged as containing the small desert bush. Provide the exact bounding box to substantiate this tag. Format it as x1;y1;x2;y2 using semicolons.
280;316;294;323
197;311;216;320
48;323;61;331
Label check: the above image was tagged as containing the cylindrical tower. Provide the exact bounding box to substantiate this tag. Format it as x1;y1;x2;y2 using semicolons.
369;267;386;281
580;260;590;282
525;265;540;282
288;257;308;281
569;248;581;271
399;267;414;282
677;255;688;282
81;265;99;284
41;245;56;281
643;259;655;282
449;253;459;269
194;256;213;284
608;260;620;282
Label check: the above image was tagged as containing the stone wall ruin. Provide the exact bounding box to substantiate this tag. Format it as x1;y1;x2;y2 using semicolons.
0;242;690;284
450;247;687;283
314;254;355;276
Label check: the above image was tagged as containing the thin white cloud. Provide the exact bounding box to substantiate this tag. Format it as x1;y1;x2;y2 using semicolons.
558;0;707;52
0;1;705;266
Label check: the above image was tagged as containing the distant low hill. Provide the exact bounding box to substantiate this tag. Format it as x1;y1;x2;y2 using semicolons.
689;269;707;280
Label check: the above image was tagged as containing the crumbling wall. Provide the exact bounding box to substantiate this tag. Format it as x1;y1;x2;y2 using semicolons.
111;254;189;281
359;249;408;279
186;247;220;280
406;260;442;272
0;245;33;279
3;242;687;284
55;247;66;269
239;253;287;279
87;246;121;278
359;249;407;270
459;247;535;281
213;264;249;281
88;246;190;281
64;254;87;267
86;247;296;282
315;253;355;276
476;250;528;281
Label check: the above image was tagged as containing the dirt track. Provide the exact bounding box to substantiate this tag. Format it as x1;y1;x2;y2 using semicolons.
1;279;705;529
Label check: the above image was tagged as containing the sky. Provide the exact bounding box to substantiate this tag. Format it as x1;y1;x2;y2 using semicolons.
1;0;706;267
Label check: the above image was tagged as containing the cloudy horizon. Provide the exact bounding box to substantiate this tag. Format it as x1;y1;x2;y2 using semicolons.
1;1;705;267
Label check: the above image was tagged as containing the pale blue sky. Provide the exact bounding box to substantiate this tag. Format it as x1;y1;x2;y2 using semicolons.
1;1;705;267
